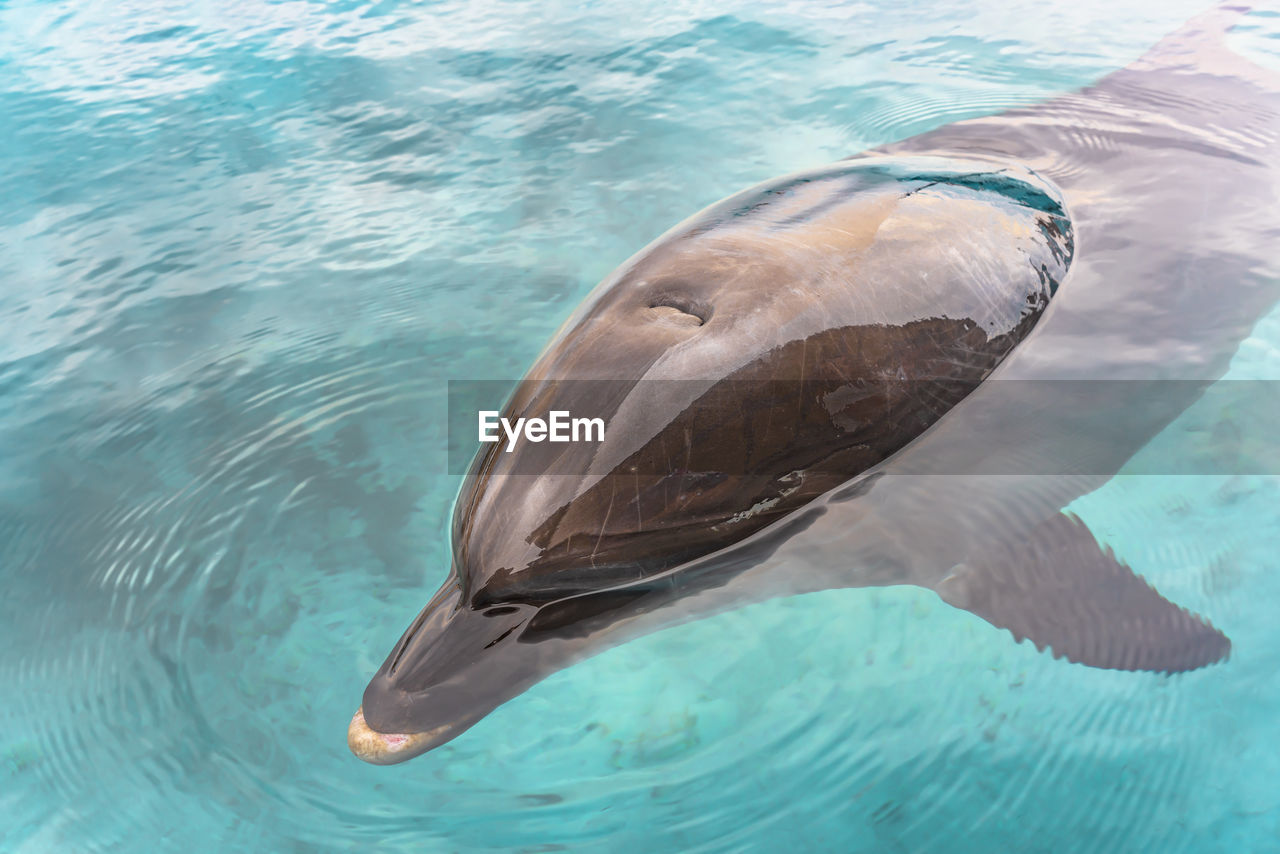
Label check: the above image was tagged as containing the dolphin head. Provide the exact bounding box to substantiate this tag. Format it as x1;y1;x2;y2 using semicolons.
350;154;1073;764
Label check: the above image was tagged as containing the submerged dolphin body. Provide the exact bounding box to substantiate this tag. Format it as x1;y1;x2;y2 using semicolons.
350;6;1280;764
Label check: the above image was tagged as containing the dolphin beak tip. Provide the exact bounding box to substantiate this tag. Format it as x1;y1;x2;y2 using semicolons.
347;706;418;766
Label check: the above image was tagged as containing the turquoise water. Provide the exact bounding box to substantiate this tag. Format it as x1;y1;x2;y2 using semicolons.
3;0;1280;850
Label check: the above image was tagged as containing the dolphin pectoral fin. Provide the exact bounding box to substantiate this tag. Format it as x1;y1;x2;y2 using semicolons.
935;513;1230;673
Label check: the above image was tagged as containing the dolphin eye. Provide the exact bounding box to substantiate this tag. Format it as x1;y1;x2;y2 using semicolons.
482;606;519;617
648;296;709;327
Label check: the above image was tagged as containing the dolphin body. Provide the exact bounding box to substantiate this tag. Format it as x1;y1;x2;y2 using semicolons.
350;6;1280;764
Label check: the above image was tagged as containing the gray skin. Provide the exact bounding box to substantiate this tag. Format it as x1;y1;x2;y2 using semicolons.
350;5;1279;764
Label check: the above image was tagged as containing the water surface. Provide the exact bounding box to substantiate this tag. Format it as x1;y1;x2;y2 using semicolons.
2;1;1279;851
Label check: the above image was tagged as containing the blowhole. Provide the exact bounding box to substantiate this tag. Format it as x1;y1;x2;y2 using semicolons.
648;297;709;327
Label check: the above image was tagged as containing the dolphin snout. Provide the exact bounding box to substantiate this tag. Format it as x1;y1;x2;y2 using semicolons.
347;706;455;765
350;581;543;763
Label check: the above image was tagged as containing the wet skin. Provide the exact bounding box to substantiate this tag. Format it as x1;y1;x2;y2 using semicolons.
351;7;1280;763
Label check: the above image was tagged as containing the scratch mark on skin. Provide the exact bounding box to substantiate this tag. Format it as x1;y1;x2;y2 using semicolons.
634;470;643;531
592;489;615;567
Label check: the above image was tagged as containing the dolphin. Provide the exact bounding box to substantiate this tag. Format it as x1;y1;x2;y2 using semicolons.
349;5;1280;764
